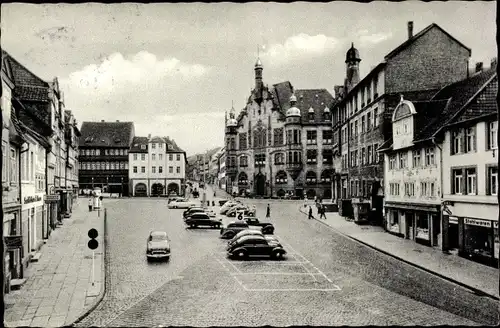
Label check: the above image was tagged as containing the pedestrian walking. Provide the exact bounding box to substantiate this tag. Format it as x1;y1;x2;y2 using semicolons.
88;197;93;212
308;206;313;220
266;204;271;218
320;205;327;219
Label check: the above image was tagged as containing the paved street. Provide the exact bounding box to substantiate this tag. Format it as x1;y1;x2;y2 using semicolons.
73;185;498;327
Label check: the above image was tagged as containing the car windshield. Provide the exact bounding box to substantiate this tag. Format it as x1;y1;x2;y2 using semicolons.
150;232;167;241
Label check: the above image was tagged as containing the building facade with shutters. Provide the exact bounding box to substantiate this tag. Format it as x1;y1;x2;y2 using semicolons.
331;22;472;224
128;135;187;197
78;120;135;196
224;58;336;199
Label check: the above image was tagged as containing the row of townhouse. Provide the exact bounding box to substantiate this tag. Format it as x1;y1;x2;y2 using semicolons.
2;50;81;293
330;22;498;267
78;123;187;197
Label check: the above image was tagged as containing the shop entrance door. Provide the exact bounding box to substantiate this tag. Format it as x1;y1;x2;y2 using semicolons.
406;212;415;240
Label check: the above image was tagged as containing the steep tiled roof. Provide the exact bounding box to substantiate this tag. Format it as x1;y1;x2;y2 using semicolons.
385;89;441;109
446;75;498;125
129;136;148;153
294;89;335;124
165;137;184;152
385;23;471;60
15;85;50;102
415;68;497;141
12;97;51;132
270;81;294;116
79;121;135;147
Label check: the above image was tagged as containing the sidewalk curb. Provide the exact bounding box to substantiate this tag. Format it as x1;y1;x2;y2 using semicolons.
70;208;108;327
298;207;500;301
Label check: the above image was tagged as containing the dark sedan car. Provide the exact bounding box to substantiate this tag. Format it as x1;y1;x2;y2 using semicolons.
183;207;205;218
226;235;286;260
184;213;222;229
146;231;171;261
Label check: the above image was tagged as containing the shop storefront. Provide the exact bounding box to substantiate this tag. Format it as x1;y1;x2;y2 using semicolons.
385;203;441;247
21;193;44;257
3;207;23;293
44;194;60;234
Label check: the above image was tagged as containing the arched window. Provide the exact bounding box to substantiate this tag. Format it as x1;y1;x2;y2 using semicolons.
321;170;333;183
239;156;248;167
276;171;288;184
306;171;317;184
238;172;248;184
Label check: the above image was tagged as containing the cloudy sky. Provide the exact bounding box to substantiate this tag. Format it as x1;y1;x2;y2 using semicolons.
1;2;496;156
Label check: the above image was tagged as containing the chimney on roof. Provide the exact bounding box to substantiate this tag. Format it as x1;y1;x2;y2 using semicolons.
101;120;105;122
407;21;414;39
475;62;483;73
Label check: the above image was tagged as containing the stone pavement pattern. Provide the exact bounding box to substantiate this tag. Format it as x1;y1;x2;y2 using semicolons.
3;200;105;327
305;209;499;299
77;197;497;326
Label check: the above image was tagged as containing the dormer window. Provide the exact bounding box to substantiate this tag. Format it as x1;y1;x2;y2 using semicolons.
308;107;314;121
324;107;331;121
140;145;146;150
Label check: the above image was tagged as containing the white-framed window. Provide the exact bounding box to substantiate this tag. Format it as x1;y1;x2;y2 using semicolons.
465;127;476;153
133;166;137;173
2;142;7;182
425;147;435;166
412;149;421;167
466;168;476;195
373;144;379;163
159;154;163;160
176;166;180;173
152;154;156;161
152;143;156;149
133;154;138;160
140;145;146;150
159;143;163;148
452;169;463;195
9;147;16;183
389;155;397;170
169;166;173;173
141;154;146;161
367;146;372;164
169;154;173;161
361;148;366;165
487;166;498;196
141;166;146;173
306;131;317;145
361;116;366;133
399;152;407;169
373;108;379;127
152;166;156;173
176;154;181;161
159;166;163;173
420;182;427;196
488;121;498;150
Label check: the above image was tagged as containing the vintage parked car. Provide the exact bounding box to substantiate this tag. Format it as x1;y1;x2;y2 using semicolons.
243;217;274;234
183;207;205;218
226;205;250;217
168;199;198;209
218;199;229;206
219;201;241;215
226;235;286;260
220;220;250;239
227;229;263;246
168;196;184;204
146;231;171;261
184;213;222;229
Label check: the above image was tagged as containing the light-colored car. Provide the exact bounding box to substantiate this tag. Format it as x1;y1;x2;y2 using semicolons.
146;231;171;260
226;205;249;217
220;201;240;214
168;199;198;209
227;229;263;245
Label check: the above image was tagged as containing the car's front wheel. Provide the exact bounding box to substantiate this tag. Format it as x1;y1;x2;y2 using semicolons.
272;250;285;260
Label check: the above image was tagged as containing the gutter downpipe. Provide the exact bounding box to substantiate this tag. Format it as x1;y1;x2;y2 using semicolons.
431;136;446;254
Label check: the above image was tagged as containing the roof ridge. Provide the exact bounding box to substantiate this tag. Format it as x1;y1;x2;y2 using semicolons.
4;51;50;87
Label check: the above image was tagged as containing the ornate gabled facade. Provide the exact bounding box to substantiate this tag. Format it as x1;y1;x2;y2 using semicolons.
224;58;336;199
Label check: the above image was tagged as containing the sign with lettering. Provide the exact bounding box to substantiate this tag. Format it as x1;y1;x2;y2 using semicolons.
464;218;492;228
44;194;60;202
23;195;42;204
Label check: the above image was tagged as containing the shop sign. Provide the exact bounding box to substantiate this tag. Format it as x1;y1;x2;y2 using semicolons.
494;221;498;229
5;235;23;250
23;195;42;204
464;218;491;228
44;194;60;203
449;216;458;224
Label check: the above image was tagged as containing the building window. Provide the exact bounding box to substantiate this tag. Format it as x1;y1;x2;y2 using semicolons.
354;120;358;136
141;154;146;161
373;143;379;162
133;153;138;160
159;166;163;173
399;152;407;169
159;143;163;148
465;127;476;153
452;169;463;194
323;150;333;164
158;154;162;160
169;166;173;173
176;167;180;173
2;143;7;182
273;128;284;146
152;143;156;149
404;182;415;197
9;147;17;183
307;131;317;145
367;112;372;130
306;150;317;164
239;133;247;150
389;155;397;170
133;166;137;173
420;182;427;196
361;116;366;133
367;146;372;164
412;149;421;167
466;168;476;195
141;166;146;173
373;108;378;127
152;154;156;161
239;156;248;167
169;154;173;161
276;171;287;184
177;154;180;161
361;148;366;165
322;130;332;144
425;147;435;166
255;154;266;166
152;166;156;173
487;166;498;196
141;145;146;150
488;121;498;150
274;153;284;165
